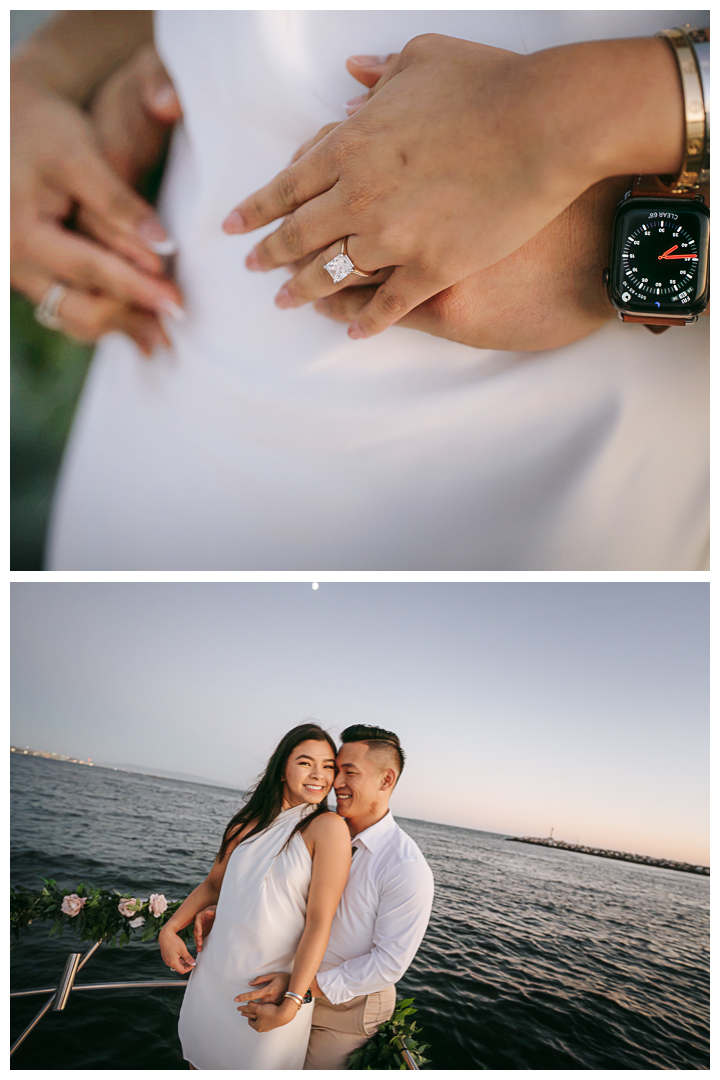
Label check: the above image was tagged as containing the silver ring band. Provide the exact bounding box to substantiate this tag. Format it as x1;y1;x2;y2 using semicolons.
34;283;68;331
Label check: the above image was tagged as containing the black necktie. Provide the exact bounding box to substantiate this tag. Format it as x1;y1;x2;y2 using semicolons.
351;845;357;857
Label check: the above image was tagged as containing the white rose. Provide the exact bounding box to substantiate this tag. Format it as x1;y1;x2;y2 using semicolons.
129;916;146;929
118;898;142;918
61;894;87;917
148;894;168;917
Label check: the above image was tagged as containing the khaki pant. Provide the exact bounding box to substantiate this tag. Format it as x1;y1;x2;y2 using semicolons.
304;985;396;1070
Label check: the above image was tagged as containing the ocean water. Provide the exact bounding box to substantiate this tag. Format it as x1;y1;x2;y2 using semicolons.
10;755;709;1070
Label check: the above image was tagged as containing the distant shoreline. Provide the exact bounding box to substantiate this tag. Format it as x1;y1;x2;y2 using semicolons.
10;746;243;793
507;836;709;876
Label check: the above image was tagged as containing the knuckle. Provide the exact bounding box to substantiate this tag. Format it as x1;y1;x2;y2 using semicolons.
73;258;102;289
372;288;406;322
338;180;375;216
277;167;300;209
404;33;439;59
428;285;478;333
278;217;305;256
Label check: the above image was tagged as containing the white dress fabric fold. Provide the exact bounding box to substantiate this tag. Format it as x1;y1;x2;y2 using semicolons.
46;10;709;570
178;803;314;1069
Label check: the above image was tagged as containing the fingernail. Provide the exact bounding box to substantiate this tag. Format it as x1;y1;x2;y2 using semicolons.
137;217;177;255
158;299;186;322
223;209;247;234
345;94;366;108
245;250;261;271
152;84;178;110
275;285;293;309
348;323;366;340
348;54;388;66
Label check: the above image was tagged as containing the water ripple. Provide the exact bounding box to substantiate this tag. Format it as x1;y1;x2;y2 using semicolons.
10;756;708;1070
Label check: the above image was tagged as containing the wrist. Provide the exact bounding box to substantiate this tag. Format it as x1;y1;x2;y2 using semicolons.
279;998;300;1020
527;38;685;191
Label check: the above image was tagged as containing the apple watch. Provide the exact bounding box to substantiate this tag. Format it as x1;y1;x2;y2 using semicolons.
604;26;709;333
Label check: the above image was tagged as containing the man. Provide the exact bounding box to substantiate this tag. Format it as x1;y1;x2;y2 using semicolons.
194;725;434;1069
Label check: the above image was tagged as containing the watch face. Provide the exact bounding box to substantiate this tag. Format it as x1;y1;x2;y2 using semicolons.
609;197;709;317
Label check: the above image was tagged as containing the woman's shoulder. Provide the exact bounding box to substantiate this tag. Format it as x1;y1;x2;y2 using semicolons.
304;810;351;844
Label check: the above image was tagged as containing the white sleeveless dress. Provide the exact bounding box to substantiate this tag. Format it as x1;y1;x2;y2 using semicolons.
46;10;709;570
178;803;315;1070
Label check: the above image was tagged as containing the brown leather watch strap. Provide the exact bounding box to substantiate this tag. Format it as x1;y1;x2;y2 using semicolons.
621;314;689;331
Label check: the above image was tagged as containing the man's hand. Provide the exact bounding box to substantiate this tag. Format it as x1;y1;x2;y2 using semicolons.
193;905;217;953
234;971;290;1005
223;33;684;340
87;43;182;191
314;176;626;351
237;999;298;1032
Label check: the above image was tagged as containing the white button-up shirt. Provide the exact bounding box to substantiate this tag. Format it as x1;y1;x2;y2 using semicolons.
316;810;434;1005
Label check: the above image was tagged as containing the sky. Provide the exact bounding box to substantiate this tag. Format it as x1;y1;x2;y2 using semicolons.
11;582;709;865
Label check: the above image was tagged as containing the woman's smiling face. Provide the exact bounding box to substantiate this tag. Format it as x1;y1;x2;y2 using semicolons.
282;739;336;808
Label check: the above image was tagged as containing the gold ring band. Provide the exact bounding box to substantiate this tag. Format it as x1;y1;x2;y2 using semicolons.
340;237;373;278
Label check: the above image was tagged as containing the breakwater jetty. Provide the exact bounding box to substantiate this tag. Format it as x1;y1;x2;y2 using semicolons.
506;836;709;876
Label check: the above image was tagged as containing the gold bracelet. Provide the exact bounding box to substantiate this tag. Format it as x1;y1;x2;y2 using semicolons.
655;27;706;191
284;991;304;1011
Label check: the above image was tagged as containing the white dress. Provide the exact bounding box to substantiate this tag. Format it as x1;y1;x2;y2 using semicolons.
178;803;315;1070
46;10;709;570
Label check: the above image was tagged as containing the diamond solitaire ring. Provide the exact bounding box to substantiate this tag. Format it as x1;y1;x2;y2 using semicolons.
323;238;374;284
34;283;69;331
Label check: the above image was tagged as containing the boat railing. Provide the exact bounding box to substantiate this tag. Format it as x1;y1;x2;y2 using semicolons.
10;945;420;1068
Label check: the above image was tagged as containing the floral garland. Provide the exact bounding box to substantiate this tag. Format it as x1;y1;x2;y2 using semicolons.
10;879;194;948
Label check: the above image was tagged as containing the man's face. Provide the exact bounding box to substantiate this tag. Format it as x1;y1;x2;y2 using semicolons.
333;742;386;819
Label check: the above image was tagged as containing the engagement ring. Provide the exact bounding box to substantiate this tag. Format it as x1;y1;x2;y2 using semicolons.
323;238;374;283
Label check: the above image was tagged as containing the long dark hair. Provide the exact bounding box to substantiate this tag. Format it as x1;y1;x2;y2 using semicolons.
217;723;337;863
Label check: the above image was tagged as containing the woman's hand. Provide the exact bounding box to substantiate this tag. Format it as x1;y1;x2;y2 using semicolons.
314;176;627;351
11;62;184;355
158;927;197;975
238;998;298;1032
224;33;684;340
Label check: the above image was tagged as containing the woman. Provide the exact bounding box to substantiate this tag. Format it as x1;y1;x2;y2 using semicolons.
158;722;351;1070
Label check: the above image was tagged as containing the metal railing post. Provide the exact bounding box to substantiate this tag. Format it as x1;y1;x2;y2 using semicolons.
10;940;102;1058
53;952;82;1011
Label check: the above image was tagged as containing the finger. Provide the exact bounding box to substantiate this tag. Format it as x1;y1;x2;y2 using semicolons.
274;240;390;310
138;46;183;122
345;54;399;113
314;284;380;322
222;144;338;235
343;266;446;339
317;283;469;342
290;123;340;166
13;265;171;356
244;193;345;272
55;130;178;262
345;54;395;88
24;221;185;317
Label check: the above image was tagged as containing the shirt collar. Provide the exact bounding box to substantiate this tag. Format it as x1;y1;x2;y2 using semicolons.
352;809;395;853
